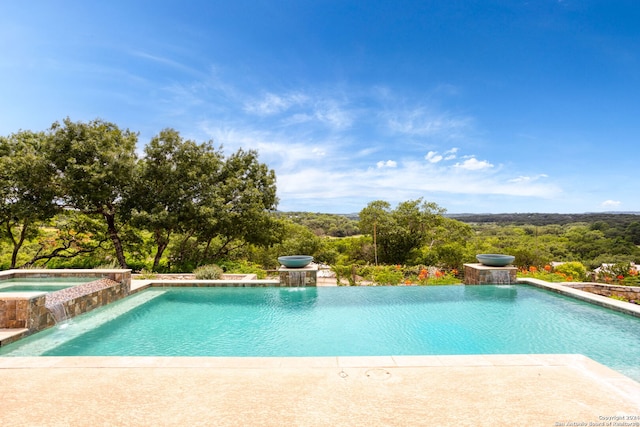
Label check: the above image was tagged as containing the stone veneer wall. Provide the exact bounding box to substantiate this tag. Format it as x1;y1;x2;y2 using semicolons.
0;295;47;329
0;269;131;337
278;267;318;287
564;283;640;302
463;263;518;285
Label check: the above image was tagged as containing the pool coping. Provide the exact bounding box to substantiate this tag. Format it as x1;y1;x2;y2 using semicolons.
517;278;640;318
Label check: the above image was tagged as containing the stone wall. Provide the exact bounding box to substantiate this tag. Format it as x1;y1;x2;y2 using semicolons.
463;263;518;285
0;294;48;330
0;270;131;338
278;266;318;287
564;283;640;303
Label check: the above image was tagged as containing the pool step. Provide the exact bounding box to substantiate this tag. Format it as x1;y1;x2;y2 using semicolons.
0;328;29;346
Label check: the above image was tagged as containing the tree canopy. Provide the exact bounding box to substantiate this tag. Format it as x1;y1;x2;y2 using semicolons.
0;119;281;271
48;118;139;268
0;130;60;268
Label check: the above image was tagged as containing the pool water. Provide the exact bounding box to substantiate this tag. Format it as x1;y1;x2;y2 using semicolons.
1;285;639;381
0;277;97;293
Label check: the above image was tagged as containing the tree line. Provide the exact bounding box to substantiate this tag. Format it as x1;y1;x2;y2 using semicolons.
0;118;280;271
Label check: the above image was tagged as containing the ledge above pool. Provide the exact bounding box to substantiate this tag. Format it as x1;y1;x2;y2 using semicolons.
518;277;640;319
130;275;280;293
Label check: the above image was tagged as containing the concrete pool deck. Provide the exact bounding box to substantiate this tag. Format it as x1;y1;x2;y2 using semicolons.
1;354;639;426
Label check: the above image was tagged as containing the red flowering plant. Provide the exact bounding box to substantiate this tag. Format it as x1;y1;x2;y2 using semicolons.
405;266;459;286
352;265;464;286
596;263;640;286
517;262;585;283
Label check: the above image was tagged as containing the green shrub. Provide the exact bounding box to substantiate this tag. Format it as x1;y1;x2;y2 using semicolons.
554;261;587;281
369;265;404;285
517;269;569;282
194;264;223;280
217;260;267;279
137;269;158;279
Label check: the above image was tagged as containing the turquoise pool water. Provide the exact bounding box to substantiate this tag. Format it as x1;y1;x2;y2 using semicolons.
1;285;639;381
0;277;96;293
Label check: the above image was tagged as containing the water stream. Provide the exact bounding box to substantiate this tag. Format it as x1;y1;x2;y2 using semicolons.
487;270;512;285
284;271;307;287
46;302;69;323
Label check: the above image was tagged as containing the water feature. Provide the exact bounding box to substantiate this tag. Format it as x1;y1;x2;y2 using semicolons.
463;263;517;285
45;302;69;323
284;270;307;287
278;264;317;287
487;269;512;284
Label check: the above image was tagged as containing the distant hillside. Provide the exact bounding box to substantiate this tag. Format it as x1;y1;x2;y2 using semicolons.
275;211;360;237
448;212;640;226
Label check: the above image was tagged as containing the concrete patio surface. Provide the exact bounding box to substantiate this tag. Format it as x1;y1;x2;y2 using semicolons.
1;354;639;426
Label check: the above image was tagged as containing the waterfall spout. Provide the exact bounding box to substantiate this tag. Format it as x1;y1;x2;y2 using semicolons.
278;264;318;287
46;302;69;323
487;269;512;285
285;270;307;287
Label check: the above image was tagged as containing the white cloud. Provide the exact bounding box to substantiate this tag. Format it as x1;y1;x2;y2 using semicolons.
311;147;326;157
199;125;332;169
425;151;443;163
454;157;494;171
601;200;622;208
386;108;471;138
508;174;548;183
276;158;561;211
243;92;353;130
426;148;459;163
376;160;397;168
444;147;458;160
243;92;308;116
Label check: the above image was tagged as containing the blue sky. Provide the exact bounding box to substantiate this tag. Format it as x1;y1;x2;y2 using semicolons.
2;1;639;214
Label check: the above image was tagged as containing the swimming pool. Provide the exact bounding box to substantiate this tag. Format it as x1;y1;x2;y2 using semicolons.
1;285;639;381
0;277;98;293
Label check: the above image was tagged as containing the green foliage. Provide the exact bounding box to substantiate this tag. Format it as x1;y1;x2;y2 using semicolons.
217;260;267;279
517;269;571;282
610;295;629;302
621;276;640;286
200;149;280;253
0;130;61;268
359;198;448;265
553;262;587;281
48;118;138;268
249;221;322;269
132;128;225;271
137;269;158;279
331;264;360;286
595;262;639;285
276;212;359;237
330;263;460;286
369;265;405;285
194;264;224;280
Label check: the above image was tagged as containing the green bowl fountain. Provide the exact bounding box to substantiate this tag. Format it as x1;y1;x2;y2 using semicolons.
476;254;515;267
278;255;314;268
